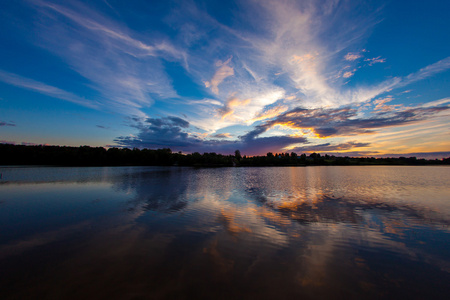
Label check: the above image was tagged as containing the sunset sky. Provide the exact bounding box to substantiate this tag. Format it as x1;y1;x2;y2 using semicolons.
0;0;449;157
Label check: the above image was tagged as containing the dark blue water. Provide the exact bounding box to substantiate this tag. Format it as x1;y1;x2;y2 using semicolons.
0;166;449;299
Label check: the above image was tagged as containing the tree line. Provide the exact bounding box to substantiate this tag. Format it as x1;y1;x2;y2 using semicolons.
0;144;449;167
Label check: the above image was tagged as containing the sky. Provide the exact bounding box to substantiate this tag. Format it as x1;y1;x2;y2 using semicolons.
0;0;449;157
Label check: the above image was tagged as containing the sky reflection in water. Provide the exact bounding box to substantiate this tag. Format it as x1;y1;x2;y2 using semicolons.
0;166;449;299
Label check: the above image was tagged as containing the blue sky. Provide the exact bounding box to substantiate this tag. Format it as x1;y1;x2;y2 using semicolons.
0;0;449;157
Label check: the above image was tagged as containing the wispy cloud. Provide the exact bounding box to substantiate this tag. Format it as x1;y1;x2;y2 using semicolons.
401;56;450;87
32;0;184;59
5;1;448;154
29;1;442;125
28;0;185;115
420;97;450;108
112;0;450;155
0;120;16;127
232;0;385;108
0;70;99;108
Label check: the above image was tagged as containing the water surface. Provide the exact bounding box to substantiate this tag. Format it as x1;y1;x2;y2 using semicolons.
1;166;449;299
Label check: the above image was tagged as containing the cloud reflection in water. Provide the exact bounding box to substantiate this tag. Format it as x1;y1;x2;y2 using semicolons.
0;166;449;299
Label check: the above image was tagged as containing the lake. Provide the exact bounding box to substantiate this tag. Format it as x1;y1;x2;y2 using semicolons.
0;166;449;299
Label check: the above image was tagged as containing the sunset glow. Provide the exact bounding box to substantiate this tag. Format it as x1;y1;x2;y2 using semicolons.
0;0;449;157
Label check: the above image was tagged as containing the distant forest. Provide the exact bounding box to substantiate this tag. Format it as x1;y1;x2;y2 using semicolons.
0;144;449;167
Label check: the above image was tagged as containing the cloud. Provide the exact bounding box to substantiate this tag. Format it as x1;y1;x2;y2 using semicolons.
27;0;185;115
364;56;386;66
372;96;402;112
0;70;99;109
235;0;386;108
115;116;198;149
0;221;91;259
371;152;450;159
343;71;355;78
253;104;450;138
114;100;447;155
401;56;450;87
146;116;190;128
217;94;251;120
32;0;183;59
251;105;289;122
114;116;309;155
10;0;449;154
237;135;308;155
420;97;450;108
204;57;234;94
320;151;379;157
291;141;371;153
239;123;271;141
211;133;232;139
0;120;16;127
344;53;362;61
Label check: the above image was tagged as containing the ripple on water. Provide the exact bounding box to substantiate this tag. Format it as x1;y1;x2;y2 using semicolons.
1;166;449;299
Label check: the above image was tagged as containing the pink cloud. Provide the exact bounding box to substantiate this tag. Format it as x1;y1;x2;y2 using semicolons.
365;56;386;66
344;52;362;61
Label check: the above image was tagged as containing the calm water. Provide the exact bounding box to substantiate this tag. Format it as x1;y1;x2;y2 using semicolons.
0;166;449;299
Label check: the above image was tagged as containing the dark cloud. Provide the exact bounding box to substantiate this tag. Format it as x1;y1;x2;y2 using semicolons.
145;116;189;128
316;151;450;159
167;116;189;128
211;133;232;138
116;116;234;151
115;118;199;149
0;121;15;127
113;103;448;155
114;116;309;155
371;152;450;159
263;105;450;137
321;151;380;157
291;141;371;153
1;141;40;146
96;125;109;129
240;123;271;141
314;127;339;137
238;135;308;155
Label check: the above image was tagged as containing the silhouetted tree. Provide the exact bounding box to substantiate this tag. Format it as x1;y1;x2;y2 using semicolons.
0;144;447;167
235;149;242;161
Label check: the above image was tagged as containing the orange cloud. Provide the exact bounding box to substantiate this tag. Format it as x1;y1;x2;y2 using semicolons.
373;96;402;112
251;105;288;122
218;95;252;120
204;57;234;94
